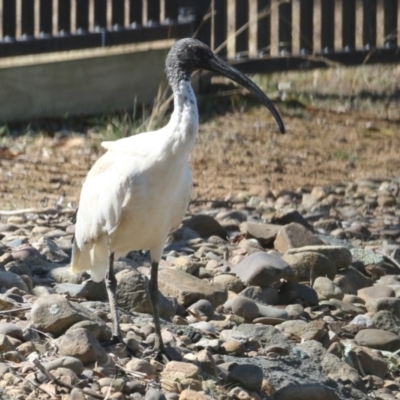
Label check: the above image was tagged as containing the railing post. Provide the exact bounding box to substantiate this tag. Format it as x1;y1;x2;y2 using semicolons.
129;0;143;26
383;0;397;48
235;0;249;57
342;0;355;51
2;0;16;40
257;0;270;56
94;0;107;29
164;0;179;23
363;0;377;49
279;0;292;55
214;0;227;56
76;0;89;33
58;0;71;35
299;0;313;54
320;0;334;53
112;0;125;30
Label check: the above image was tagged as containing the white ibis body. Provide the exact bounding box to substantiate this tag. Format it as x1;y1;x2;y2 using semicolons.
71;38;285;355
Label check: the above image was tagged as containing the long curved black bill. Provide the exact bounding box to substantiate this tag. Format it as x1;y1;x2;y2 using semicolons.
204;56;285;134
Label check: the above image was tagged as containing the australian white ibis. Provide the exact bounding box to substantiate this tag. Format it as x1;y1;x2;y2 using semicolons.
70;38;285;356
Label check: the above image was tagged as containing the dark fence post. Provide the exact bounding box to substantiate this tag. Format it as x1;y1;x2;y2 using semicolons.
194;0;211;47
2;0;16;40
363;0;377;49
164;0;179;23
214;0;227;56
147;0;160;25
342;0;355;51
320;0;334;53
129;0;143;25
76;0;89;32
58;0;71;34
21;0;35;38
235;0;249;57
300;0;313;54
40;0;53;36
94;0;107;29
279;0;292;54
257;0;271;55
383;0;397;48
112;0;125;29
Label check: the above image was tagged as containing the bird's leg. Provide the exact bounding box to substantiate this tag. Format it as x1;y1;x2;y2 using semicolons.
149;261;164;353
142;261;167;361
105;252;122;342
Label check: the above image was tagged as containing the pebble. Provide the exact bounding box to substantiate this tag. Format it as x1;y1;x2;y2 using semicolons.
3;178;400;398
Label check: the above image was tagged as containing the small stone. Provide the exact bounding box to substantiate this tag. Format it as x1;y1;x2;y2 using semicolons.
228;363;263;392
334;266;371;294
355;329;400;351
126;358;156;375
273;383;341;399
372;310;400;335
231;252;293;287
58;328;109;365
231;297;259;321
283;251;336;282
313;277;344;301
145;388;166;400
212;274;244;293
0;334;15;352
161;361;200;381
366;297;400;319
0;322;24;341
182;215;227;239
179;390;211;400
188;299;214;320
221;340;245;356
274;223;324;253
42;356;84;375
358;286;395;302
0;271;28;292
32;236;69;263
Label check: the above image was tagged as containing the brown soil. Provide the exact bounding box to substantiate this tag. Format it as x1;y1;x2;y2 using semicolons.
0;64;399;210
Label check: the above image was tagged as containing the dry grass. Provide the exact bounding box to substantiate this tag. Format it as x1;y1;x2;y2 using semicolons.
0;62;399;210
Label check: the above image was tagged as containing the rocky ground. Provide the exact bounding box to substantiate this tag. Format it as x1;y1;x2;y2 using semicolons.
1;177;400;399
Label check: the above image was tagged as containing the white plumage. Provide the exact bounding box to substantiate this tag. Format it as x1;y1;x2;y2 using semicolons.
70;38;284;356
71;80;197;282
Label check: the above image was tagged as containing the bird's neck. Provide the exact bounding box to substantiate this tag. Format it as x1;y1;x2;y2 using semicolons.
166;79;199;159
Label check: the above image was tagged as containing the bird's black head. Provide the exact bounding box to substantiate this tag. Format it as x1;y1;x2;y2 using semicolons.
166;38;285;134
166;38;214;75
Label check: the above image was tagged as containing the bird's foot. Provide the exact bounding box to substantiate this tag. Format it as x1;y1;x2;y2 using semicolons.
101;335;136;358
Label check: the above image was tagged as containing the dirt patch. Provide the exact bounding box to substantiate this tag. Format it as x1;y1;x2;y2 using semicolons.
0;64;399;210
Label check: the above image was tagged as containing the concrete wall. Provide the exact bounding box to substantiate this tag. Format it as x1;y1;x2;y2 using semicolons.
0;40;176;122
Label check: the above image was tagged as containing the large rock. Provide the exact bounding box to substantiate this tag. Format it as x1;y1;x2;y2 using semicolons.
58;328;109;365
274;223;324;253
161;361;200;381
355;329;400;351
277;320;327;341
234;324;291;351
42;356;84;376
321;353;365;391
274;384;342;400
287;245;352;270
345;343;388;379
231;252;293;287
282;252;336;282
31;294;108;337
222;354;367;400
158;268;227;308
116;269;176;320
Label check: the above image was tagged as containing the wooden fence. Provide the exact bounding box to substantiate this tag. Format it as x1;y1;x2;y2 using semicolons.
0;0;399;70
